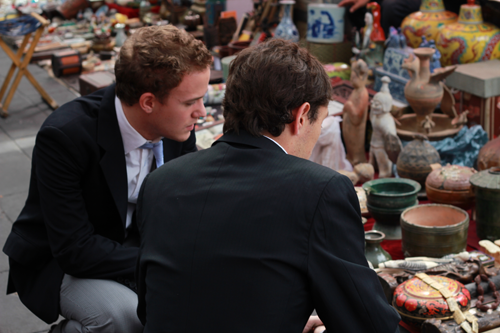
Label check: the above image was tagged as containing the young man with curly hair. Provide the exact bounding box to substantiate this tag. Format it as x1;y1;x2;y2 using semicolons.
3;25;212;333
136;39;400;333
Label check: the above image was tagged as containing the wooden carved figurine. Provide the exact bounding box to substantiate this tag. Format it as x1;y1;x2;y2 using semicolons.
342;59;369;165
369;76;402;178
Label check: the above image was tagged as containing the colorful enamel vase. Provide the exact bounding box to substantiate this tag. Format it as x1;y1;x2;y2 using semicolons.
401;0;458;48
436;0;500;66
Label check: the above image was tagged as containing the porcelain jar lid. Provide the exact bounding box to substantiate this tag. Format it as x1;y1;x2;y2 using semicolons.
426;164;477;191
393;275;470;323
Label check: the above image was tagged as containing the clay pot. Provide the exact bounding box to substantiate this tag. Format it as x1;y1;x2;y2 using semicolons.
477;137;500;171
396;135;441;189
401;204;469;258
425;164;477;209
401;0;458;48
393;275;470;326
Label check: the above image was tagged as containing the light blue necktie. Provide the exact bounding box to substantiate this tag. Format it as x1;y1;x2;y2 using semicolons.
140;141;164;169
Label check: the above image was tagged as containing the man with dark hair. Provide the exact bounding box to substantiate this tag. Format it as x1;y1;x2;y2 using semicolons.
3;25;212;333
136;39;400;332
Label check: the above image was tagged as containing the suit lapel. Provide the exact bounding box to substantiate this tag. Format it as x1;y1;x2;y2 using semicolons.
97;84;128;228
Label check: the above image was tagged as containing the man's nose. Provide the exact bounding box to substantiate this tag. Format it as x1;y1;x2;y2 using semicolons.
194;100;207;118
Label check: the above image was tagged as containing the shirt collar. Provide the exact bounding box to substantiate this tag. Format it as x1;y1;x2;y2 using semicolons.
115;95;151;154
263;135;288;154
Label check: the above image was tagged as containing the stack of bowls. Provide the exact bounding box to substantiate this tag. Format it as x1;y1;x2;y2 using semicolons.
362;178;421;240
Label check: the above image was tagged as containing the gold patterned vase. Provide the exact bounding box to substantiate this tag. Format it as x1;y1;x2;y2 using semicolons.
436;0;500;66
401;0;458;48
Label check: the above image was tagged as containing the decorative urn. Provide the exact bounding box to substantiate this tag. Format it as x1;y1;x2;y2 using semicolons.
436;0;500;66
396;134;441;189
393;275;471;326
401;0;458;48
425;164;477;209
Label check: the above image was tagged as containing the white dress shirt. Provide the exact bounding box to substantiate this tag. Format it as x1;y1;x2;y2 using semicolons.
263;135;288;154
115;96;160;228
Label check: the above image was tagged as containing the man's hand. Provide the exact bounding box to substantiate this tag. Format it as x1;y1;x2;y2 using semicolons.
303;316;326;333
338;0;370;13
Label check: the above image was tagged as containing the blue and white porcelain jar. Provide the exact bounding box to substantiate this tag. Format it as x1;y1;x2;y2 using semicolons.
307;3;345;43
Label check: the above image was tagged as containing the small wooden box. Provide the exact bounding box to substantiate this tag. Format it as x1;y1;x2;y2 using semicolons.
446;60;500;139
79;71;115;96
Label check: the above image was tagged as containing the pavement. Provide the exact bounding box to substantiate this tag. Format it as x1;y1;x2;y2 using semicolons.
0;45;79;333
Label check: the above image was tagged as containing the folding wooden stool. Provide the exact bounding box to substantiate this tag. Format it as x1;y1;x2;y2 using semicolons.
0;12;58;117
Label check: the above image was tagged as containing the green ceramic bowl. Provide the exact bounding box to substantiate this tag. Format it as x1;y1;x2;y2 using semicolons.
362;178;421;210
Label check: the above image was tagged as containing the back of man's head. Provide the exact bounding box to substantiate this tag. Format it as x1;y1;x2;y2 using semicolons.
222;39;332;137
115;25;212;106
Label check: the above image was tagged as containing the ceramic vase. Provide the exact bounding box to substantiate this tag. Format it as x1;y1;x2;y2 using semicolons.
436;0;500;66
402;48;444;129
275;1;299;43
365;230;391;268
114;23;127;47
401;0;458;48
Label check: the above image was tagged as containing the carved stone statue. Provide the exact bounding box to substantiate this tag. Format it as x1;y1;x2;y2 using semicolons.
342;59;369;166
369;76;402;178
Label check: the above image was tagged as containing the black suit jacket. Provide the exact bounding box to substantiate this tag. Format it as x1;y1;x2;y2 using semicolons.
136;130;400;333
2;84;197;323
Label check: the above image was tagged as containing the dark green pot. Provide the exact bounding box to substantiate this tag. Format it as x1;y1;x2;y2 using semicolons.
470;167;500;241
363;178;421;210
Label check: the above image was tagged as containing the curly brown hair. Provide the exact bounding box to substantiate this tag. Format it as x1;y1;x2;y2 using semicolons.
115;25;212;106
222;39;332;137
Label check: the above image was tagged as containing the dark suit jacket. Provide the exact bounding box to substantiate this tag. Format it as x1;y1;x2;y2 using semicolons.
2;84;197;324
136;130;400;333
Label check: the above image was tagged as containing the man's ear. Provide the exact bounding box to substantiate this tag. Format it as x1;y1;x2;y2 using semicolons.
291;102;311;135
139;93;156;114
